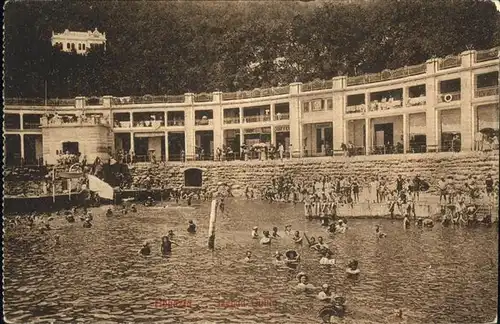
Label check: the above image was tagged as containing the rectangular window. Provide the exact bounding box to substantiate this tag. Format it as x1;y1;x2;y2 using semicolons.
78;44;81;50
67;43;70;49
82;44;86;50
326;99;333;110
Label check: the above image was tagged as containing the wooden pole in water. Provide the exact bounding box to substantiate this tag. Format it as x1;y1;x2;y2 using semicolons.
52;166;56;203
68;179;71;201
208;199;218;250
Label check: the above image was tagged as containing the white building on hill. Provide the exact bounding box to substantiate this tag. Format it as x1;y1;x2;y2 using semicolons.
51;28;106;55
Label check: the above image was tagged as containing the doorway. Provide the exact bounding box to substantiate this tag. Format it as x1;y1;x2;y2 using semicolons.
374;123;394;154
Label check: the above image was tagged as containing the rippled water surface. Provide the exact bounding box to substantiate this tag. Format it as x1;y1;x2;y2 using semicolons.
4;200;498;323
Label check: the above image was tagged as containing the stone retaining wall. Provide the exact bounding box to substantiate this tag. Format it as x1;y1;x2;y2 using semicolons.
129;152;499;197
4;152;498;198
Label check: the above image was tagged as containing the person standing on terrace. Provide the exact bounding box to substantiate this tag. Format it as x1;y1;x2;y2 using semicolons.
278;143;284;161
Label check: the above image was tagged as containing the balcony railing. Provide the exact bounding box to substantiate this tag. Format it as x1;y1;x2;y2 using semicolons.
438;55;462;70
475;86;499;98
195;119;213;126
41;115;109;127
132;120;164;128
274;113;289;120
167;120;185;126
223;117;240;124
345;104;366;114
475;47;499;63
438;92;461;103
4;98;76;106
114;121;131;128
368;99;403;111
243;115;271;123
301;79;333;92
5;124;21;130
23;122;42;129
407;96;427;106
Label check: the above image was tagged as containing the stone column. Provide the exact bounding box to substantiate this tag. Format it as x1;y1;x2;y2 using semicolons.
239;107;244;124
425;58;439;151
332;76;346;152
130;132;135;153
164;131;169;162
20;134;25;160
343;120;349;146
20;113;24;130
184;93;195;159
289;82;303;157
239;128;244;147
365;118;371;155
102;95;113;108
459;50;475;152
403;113;409;153
270;103;275;121
212;92;223;160
129;112;133;128
271;125;276;145
75;96;86;110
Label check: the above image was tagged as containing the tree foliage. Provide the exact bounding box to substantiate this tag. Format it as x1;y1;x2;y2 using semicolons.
4;0;500;98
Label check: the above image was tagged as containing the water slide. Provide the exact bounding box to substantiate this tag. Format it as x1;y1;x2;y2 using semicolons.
87;174;114;200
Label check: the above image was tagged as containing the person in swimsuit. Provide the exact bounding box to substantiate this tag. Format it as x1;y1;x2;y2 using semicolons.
244;251;253;263
187;220;197;233
293;231;303;244
251;226;259;239
161;236;177;257
140;241;151;256
272;226;280;238
284;225;292;235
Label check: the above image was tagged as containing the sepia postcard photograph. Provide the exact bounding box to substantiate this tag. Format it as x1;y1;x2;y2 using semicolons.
2;0;499;323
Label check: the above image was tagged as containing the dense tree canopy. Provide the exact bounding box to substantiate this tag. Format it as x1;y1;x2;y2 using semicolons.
4;0;500;98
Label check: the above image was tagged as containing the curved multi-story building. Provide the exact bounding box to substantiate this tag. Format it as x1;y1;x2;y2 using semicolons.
3;48;499;166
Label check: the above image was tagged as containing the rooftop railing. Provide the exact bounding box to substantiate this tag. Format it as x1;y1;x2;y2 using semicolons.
346;63;426;86
4;98;75;106
112;95;185;105
438;55;462;70
301;79;333;92
194;93;213;103
475;47;499;63
222;86;290;101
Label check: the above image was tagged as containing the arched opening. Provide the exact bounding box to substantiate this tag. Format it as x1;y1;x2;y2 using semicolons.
184;168;203;187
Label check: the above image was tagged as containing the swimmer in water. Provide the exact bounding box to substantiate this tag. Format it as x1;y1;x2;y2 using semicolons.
140;241;151;256
375;225;387;238
187;220;197;233
86;211;93;222
296;272;320;292
161;236;177;257
244;251;253;263
320;250;336;265
273;251;285;266
106;208;113;217
54;235;61;247
251;226;259;239
130;204;137;213
346;260;360;276
403;215;410;229
317;283;336;302
167;230;175;239
292;231;303;244
144;196;154;207
309;236;319;250
82;219;92;228
284;225;292;235
316;236;330;252
260;231;272;245
423;218;434;228
272;226;280;238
